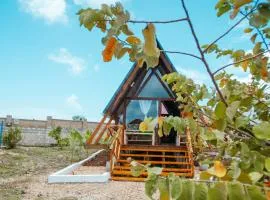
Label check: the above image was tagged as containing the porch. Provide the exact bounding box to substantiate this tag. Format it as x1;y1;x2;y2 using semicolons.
86;123;194;181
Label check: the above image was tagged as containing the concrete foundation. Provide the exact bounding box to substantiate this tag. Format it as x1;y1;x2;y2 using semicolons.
48;149;110;183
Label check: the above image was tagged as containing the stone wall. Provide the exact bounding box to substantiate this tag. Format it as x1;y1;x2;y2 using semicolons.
0;115;99;146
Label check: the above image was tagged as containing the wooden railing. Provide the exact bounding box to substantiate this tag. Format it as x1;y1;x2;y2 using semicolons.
109;125;124;175
185;127;195;176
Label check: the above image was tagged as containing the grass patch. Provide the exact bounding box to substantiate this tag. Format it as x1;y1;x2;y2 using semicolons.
0;146;96;199
0;146;95;179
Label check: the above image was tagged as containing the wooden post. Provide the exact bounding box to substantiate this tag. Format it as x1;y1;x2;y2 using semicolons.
86;115;107;145
93;118;112;144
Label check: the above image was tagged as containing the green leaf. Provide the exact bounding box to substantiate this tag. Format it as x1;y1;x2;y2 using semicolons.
121;24;134;35
250;33;258;43
130;161;145;177
213;130;225;141
180;180;194;200
201;129;217;141
200;171;212;180
158;178;170;200
235;116;248;128
244;28;253;33
215;118;227;131
253;121;270;140
246;185;267;200
194;183;208;200
101;4;113;16
226;101;240;121
228;182;246;199
215;101;226;119
265;157;270;172
237;172;252;184
248;172;263;184
208;182;227;200
240;142;250;156
145;55;159;68
168;173;182;200
253;42;262;54
249;14;268;28
253;152;265;172
147;167;163;175
258;3;270;19
145;173;158;199
228;161;241;180
217;3;232;17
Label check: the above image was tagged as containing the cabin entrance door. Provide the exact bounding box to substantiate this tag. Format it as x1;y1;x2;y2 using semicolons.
158;101;178;145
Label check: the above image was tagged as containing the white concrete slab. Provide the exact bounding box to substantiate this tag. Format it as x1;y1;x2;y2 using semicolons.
48;149;110;183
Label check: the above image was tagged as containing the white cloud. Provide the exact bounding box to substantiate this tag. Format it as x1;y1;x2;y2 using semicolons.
66;94;82;110
73;0;125;7
48;48;86;75
18;0;68;24
176;66;208;85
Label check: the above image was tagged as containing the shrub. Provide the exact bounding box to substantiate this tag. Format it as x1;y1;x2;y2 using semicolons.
48;127;69;149
3;127;22;149
48;126;62;142
69;129;84;161
84;129;92;143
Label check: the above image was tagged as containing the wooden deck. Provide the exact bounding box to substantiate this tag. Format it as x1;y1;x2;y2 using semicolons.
86;121;195;182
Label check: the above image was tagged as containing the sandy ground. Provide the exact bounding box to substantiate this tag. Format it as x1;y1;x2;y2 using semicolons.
23;175;145;200
73;166;107;175
0;147;146;200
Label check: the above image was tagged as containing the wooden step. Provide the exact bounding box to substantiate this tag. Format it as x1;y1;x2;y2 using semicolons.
113;166;192;172
120;154;189;159
112;170;193;177
121;145;188;153
111;176;146;182
117;159;191;165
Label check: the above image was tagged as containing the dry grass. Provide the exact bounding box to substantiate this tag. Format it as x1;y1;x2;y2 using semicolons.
0;146;96;200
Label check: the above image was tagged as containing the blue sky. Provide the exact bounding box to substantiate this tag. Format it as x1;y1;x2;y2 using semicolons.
0;0;252;121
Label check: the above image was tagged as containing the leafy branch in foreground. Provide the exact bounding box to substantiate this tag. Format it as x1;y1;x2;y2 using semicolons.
130;161;269;200
77;0;270;198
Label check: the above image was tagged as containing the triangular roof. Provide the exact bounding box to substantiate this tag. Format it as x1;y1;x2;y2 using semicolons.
103;39;178;117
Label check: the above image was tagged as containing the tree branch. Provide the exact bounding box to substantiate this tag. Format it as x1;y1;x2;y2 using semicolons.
114;35;202;60
203;4;258;53
213;49;270;75
102;18;188;24
128;18;188;24
239;10;270;51
181;0;228;106
161;50;202;60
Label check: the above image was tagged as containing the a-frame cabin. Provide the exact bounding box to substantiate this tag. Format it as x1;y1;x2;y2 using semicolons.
87;41;194;181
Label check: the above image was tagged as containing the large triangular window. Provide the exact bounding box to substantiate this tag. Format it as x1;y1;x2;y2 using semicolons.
138;72;172;98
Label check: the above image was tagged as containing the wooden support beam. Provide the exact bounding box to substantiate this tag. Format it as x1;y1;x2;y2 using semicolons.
86;115;107;145
93;118;113;144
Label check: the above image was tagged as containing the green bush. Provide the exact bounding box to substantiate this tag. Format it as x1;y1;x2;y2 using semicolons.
69;129;84;161
3;127;22;149
48;127;69;149
84;129;92;143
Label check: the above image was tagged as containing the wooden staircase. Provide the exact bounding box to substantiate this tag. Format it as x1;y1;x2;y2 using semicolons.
111;144;194;181
86;116;195;182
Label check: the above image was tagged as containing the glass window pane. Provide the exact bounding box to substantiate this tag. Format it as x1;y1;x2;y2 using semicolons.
138;74;170;98
126;100;158;130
